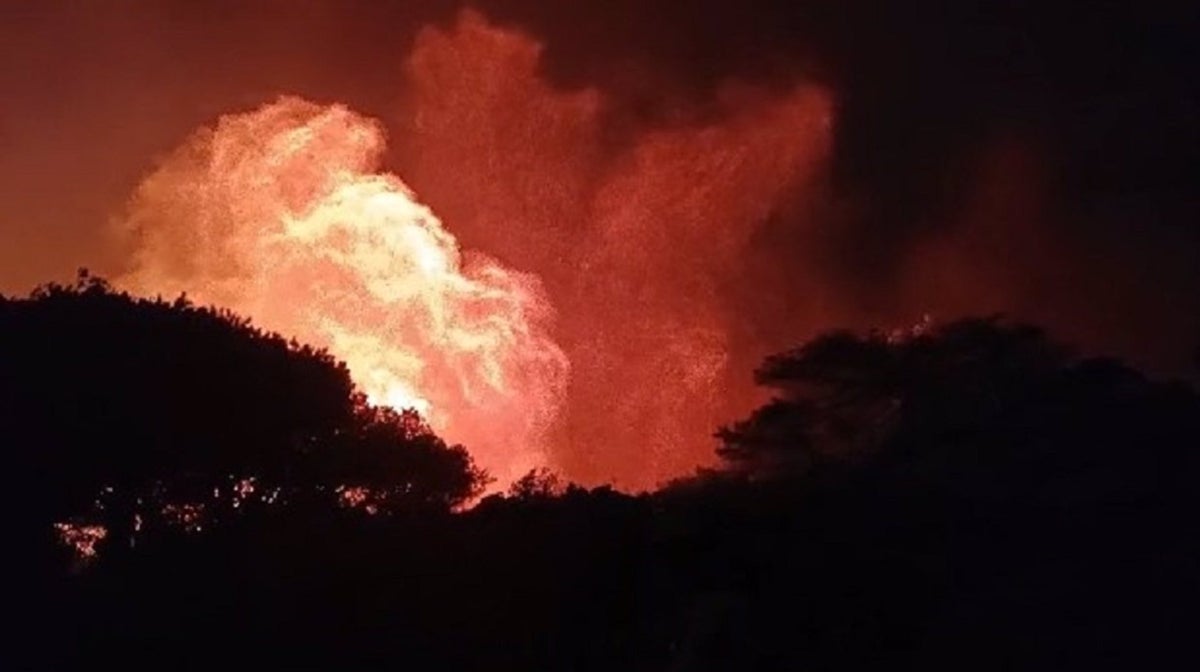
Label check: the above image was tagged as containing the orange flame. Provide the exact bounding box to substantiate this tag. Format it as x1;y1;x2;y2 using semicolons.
117;97;568;485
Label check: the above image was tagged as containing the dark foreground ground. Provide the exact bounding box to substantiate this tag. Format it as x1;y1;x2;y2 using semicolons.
18;472;1197;672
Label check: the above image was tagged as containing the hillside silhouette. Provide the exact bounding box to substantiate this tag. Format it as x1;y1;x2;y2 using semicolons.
4;274;1198;670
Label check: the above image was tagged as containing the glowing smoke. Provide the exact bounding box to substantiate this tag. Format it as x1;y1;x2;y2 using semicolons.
117;97;568;485
2;5;1189;492
117;10;835;491
398;11;835;488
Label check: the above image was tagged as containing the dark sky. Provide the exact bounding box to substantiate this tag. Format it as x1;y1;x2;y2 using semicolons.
2;1;1197;483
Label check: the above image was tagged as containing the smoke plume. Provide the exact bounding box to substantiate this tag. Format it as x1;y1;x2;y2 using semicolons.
2;3;1193;489
116;11;833;489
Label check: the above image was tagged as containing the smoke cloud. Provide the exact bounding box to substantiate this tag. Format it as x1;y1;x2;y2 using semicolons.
117;11;834;489
3;3;1196;488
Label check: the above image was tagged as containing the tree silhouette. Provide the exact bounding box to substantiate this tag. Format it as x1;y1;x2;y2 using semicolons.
7;297;1197;671
718;316;1200;505
506;467;565;500
1;272;485;552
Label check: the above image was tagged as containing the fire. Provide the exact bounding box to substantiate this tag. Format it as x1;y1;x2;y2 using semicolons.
115;10;834;492
117;97;568;485
54;522;107;560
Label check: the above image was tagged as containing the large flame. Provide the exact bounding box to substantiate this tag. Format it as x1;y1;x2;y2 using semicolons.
116;10;835;492
117;97;568;484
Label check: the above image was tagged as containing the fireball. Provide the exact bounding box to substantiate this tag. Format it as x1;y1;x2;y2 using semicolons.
118;97;568;485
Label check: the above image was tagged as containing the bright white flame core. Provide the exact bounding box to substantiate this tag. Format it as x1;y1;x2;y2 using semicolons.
118;97;568;484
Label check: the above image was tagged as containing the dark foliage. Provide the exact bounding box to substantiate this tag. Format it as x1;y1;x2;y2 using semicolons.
0;272;486;547
8;303;1198;671
718;317;1200;507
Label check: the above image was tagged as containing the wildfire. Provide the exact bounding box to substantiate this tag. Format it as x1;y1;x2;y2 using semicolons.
117;98;568;485
115;10;834;492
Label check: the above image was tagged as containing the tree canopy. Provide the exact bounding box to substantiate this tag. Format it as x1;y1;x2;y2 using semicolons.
1;272;485;550
6;294;1198;670
717;316;1200;506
